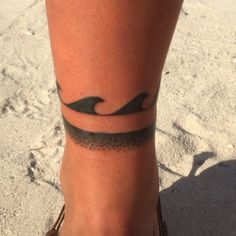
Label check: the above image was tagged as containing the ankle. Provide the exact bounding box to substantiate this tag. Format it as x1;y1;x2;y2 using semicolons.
59;142;159;235
61;207;156;236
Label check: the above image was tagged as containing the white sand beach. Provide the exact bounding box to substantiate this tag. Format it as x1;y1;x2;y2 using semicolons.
0;0;235;235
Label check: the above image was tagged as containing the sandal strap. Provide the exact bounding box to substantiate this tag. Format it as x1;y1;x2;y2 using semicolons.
47;201;168;236
157;198;168;236
46;205;65;236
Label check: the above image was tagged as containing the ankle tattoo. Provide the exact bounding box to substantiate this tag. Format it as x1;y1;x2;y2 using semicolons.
57;82;158;116
57;82;157;150
63;115;155;150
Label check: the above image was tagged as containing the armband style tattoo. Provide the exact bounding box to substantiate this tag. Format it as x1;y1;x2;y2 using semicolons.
56;82;158;116
63;116;155;150
57;82;157;150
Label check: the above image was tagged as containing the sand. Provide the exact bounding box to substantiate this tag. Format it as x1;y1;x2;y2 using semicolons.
0;0;235;235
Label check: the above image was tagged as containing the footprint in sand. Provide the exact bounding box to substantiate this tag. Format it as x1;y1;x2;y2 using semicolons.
174;113;211;139
198;0;236;13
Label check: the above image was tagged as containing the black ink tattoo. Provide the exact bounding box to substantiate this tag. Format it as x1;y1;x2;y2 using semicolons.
57;82;158;116
62;116;155;150
57;82;157;149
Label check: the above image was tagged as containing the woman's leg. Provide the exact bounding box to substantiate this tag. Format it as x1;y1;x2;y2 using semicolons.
45;1;183;235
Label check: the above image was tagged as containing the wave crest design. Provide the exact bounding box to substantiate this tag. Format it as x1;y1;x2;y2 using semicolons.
56;82;158;116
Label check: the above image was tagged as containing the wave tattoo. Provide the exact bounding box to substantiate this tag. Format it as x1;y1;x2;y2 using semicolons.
57;82;158;116
63;116;155;150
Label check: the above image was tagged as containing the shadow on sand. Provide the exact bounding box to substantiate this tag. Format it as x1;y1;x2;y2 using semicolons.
160;152;236;236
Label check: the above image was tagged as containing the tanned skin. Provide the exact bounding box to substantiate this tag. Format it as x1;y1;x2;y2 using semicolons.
45;1;183;235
